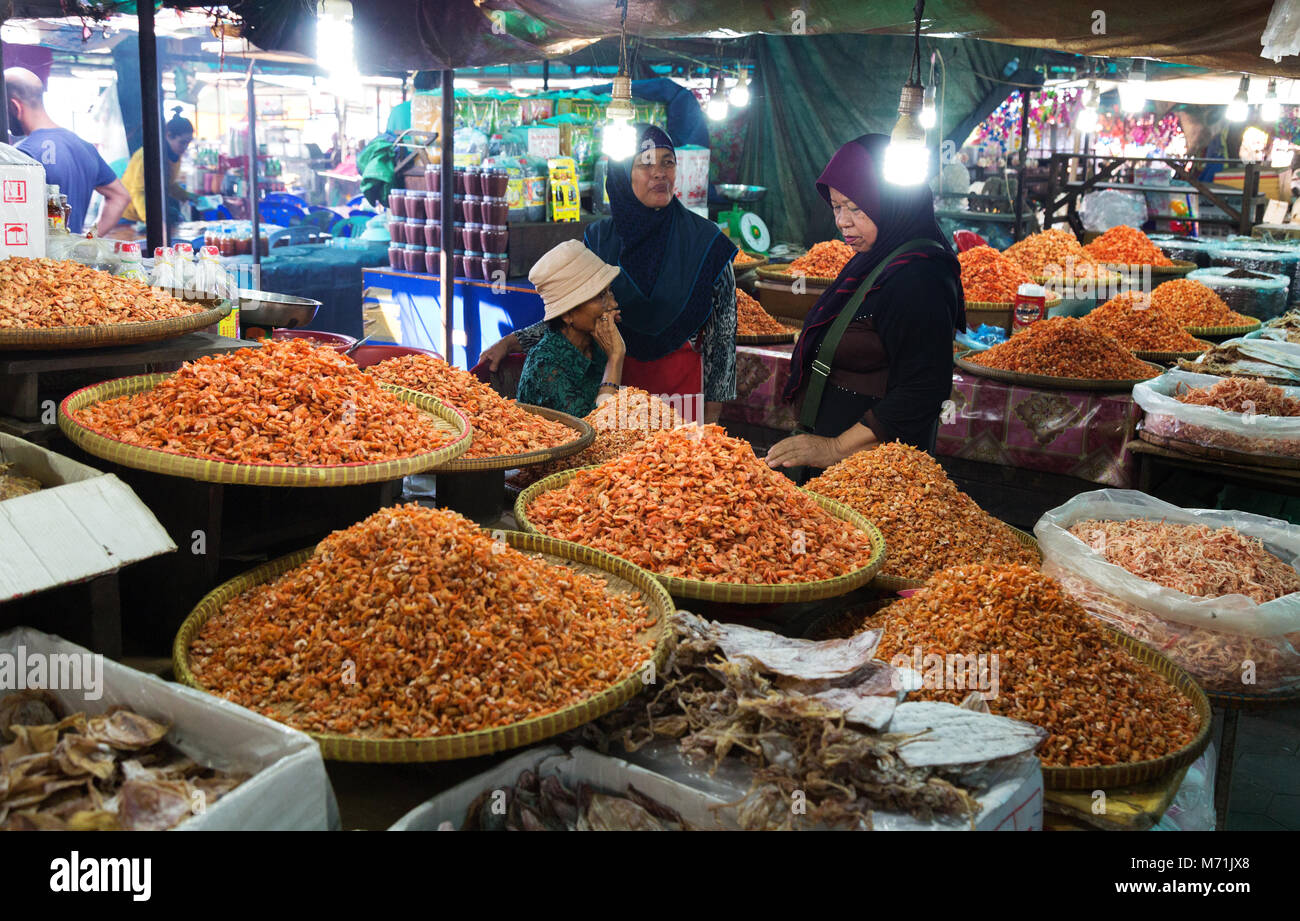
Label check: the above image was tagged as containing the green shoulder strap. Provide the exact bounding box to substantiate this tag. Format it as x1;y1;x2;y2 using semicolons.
796;238;949;434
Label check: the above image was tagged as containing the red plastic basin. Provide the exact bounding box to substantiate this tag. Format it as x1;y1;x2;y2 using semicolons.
272;328;358;354
348;343;443;369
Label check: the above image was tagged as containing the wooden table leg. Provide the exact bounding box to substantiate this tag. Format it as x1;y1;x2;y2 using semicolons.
1213;707;1239;831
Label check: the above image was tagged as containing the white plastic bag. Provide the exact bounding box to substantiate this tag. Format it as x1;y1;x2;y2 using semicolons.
1080;189;1147;232
1035;489;1300;692
1133;369;1300;460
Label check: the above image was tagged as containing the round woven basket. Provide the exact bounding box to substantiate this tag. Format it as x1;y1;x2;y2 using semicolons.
1102;259;1197;280
757;262;842;286
1041;628;1212;790
737;325;800;346
422;403;595;474
954;351;1162;392
172;531;674;763
514;466;887;603
1133;339;1214;363
871;526;1040;592
0;301;231;351
1186;319;1263;339
59;374;471;487
733;254;769;275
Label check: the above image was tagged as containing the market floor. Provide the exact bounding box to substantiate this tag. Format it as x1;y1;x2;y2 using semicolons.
1225;708;1300;831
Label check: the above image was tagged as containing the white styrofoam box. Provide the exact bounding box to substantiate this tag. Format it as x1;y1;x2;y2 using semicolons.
0;626;338;830
0;143;47;258
673;144;709;211
0;434;175;601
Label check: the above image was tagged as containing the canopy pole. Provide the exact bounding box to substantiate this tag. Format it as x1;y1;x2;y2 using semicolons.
543;60;550;92
138;2;167;250
1013;87;1031;241
440;69;455;363
247;61;261;269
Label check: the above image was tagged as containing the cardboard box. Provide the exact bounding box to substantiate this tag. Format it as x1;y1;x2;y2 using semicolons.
0;434;175;602
0;626;338;830
0;143;48;258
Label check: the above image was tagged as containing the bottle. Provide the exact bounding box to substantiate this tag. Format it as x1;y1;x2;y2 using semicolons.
1012;283;1047;334
46;184;65;233
115;242;147;282
59;194;70;229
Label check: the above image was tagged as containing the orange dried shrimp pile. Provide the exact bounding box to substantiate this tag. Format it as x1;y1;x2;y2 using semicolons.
1175;376;1300;416
733;250;762;267
367;353;573;458
966;316;1157;380
72;338;455;466
957;245;1034;303
789;240;855;278
1080;292;1205;352
0;257;202;329
189;505;656;738
1004;229;1110;281
1083;225;1174;266
1071;519;1300;602
736;288;791;336
806;442;1037;581
1150;279;1256;329
525;424;877;584
868;564;1201;767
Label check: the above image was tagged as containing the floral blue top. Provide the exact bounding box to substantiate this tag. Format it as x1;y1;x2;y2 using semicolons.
515;328;607;418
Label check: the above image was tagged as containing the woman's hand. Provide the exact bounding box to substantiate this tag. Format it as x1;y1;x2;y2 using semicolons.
477;333;518;372
764;433;849;470
592;311;625;359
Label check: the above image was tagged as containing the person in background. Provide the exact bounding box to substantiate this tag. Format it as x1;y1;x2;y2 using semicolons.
4;67;130;235
515;240;625;417
386;71;440;135
121;107;198;225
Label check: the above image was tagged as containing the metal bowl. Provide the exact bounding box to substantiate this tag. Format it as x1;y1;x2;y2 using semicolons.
236;289;321;329
717;183;767;203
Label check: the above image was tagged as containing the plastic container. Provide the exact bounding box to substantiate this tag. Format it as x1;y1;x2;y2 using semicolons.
461;195;481;223
453;249;466;278
464;167;483;196
272;328;358;353
454;168;468;195
401;189;422;221
388;243;403;269
389;220;406;245
483;253;508;281
407;219;426;245
464;251;483;281
423;220;441;248
402;243;423;273
484;168;509;197
459;222;481;251
481;197;509;225
453;194;466;222
388;189;408;218
479;224;508;253
423;246;442;275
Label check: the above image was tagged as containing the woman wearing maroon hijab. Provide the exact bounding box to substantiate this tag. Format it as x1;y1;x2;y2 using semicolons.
766;134;964;475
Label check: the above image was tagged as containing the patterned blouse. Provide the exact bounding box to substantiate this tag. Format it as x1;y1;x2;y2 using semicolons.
515;328;607;418
513;263;738;403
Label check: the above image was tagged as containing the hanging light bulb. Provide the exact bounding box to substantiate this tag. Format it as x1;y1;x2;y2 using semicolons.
1120;59;1146;113
602;2;636;160
919;83;937;130
1227;74;1250;122
883;0;930;185
729;69;750;107
1262;77;1282;122
1075;80;1099;134
706;72;729;121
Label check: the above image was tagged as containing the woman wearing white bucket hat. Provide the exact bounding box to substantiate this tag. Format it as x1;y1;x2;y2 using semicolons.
515;240;627;417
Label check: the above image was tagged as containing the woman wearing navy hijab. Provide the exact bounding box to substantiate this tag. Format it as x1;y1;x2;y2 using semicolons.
765;134;965;474
478;125;738;423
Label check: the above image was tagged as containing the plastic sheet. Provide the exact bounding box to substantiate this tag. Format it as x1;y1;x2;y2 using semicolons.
1134;369;1300;460
1203;254;1297;311
1189;266;1290;321
1035;489;1300;693
1080;189;1148;232
1147;236;1221;268
1152;743;1216;831
0;626;338;830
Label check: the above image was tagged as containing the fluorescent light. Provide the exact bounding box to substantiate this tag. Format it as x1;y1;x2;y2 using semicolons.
919;83;937;129
728;72;750;108
1120;59;1146;113
884;85;928;185
1228;75;1250;122
1075;80;1099;134
1262;78;1282;122
603;119;635;160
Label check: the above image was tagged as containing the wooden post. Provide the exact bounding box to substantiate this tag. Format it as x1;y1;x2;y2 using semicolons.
138;3;167;250
440;70;455;363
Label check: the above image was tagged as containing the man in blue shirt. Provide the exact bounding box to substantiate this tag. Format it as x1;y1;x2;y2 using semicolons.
5;68;130;235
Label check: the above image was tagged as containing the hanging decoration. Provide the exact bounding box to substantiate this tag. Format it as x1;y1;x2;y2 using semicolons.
969;88;1080;153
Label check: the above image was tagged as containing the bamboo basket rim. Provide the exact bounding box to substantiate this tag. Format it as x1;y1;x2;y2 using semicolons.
733;254;769;272
1136;427;1300;470
871;526;1040;592
171;531;674;763
1093;259;1197;276
756;262;842;286
0;301;231;351
58;373;472;487
1185;318;1264;337
514;466;887;603
736;325;800;346
422;402;595;473
963;293;1064;310
1133;339;1215;362
1041;626;1212;790
954;351;1162;392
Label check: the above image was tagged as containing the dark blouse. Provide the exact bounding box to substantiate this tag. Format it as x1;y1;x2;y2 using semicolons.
797;261;960;450
515;328;607;417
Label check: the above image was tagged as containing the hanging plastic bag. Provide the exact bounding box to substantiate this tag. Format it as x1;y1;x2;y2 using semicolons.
1133;369;1300;461
1035;489;1300;693
1079;189;1147;232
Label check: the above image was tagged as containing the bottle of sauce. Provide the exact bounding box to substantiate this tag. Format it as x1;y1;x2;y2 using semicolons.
46;184;65;234
1012;283;1047;335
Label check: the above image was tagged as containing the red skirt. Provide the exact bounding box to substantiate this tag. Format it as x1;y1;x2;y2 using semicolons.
621;342;704;424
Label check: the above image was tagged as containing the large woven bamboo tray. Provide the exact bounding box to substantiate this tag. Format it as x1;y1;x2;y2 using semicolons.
0;301;231;351
756;262;842;287
1134;339;1214;363
514;466;887;603
417;402;594;474
736;325;800;346
1186;318;1264;339
59;373;471;487
1042;628;1211;791
1104;259;1197;279
954;350;1162;392
870;526;1040;592
172;531;673;762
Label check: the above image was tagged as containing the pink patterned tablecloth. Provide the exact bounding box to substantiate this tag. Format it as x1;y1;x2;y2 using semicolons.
937;372;1141;487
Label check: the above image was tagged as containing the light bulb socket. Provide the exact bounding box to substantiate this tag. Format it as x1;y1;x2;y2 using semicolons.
898;82;925;117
